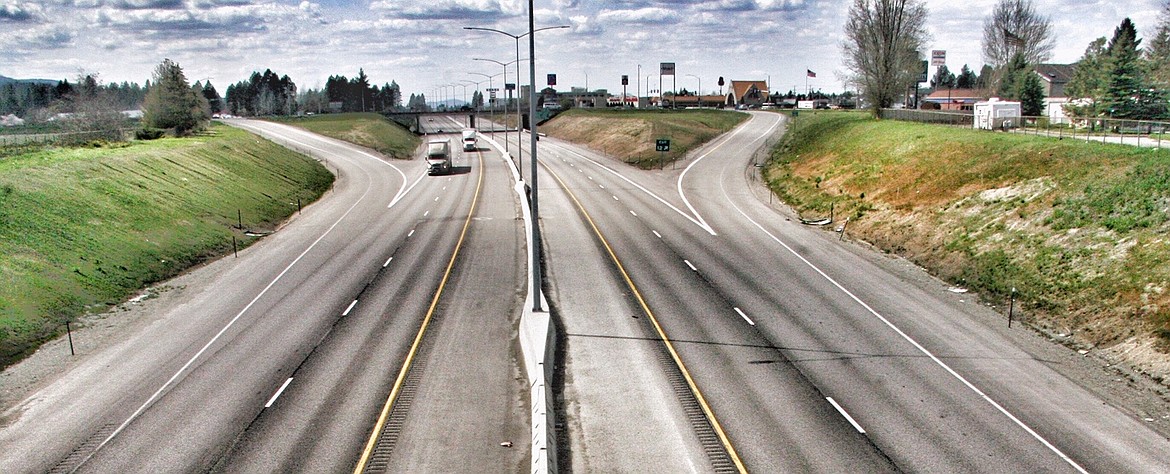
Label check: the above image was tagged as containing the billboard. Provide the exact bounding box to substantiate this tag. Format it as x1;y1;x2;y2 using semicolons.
660;62;675;75
931;50;946;67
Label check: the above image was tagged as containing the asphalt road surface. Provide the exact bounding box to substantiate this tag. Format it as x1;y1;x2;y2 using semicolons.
523;111;1170;473
0;119;526;473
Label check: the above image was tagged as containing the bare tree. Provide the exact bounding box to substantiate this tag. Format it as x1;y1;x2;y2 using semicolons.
982;0;1055;67
842;0;930;113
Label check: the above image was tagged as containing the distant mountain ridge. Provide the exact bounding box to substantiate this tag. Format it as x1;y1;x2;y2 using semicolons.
0;75;59;86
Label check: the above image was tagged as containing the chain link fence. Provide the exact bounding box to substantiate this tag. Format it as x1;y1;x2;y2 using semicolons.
880;108;1170;149
0;128;130;148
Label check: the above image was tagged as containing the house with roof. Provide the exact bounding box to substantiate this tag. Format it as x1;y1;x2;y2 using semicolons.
921;88;989;111
726;80;769;107
1034;64;1075;98
1034;63;1076;124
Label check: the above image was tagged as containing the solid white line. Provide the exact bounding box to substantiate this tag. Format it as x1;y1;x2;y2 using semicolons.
677;112;782;234
342;299;358;316
265;377;294;408
684;260;697;272
387;172;426;209
93;147;381;456
724;185;1088;473
734;307;755;326
408;229;415;237
383;256;393;267
827;397;865;433
630;210;638;217
546;141;716;235
653;230;663;239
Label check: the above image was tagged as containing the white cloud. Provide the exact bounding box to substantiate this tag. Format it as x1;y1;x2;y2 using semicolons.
597;7;680;24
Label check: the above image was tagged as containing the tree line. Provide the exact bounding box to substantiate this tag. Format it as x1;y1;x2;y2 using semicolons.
842;0;1170;121
1;76;148;119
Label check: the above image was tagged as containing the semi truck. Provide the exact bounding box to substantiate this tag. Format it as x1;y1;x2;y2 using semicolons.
426;139;452;175
461;129;478;151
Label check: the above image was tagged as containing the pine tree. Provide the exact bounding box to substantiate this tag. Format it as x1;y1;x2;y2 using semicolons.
1065;37;1108;117
956;64;978;89
1102;18;1142;118
142;58;206;133
997;52;1030;99
1017;69;1045;116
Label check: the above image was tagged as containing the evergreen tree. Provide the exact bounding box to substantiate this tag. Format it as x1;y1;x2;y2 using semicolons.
930;64;956;89
956;64;978;88
1148;0;1170;85
1102;18;1142;118
1065;37;1108;117
997;52;1030;99
142;58;206;133
975;64;995;89
1017;69;1045;115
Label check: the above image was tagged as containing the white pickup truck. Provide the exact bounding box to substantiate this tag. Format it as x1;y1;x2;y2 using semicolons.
426;139;452;175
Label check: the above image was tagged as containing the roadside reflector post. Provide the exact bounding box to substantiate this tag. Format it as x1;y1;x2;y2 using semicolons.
1008;287;1017;328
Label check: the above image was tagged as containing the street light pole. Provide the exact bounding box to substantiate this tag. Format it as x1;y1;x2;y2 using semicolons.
687;74;701;107
474;57;518;156
470;72;500;134
527;0;542;311
466;25;568;183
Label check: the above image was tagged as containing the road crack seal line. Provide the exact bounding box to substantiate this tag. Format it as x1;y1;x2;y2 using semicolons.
353;147;486;473
721;173;1089;474
543;162;745;473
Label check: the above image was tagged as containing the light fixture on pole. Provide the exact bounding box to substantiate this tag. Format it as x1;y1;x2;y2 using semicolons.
474;57;526;159
465;24;568;183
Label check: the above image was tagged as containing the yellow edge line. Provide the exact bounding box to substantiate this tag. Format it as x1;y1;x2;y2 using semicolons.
353;151;485;473
544;164;747;473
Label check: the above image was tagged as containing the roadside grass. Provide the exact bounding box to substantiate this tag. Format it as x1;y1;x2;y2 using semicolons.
541;108;748;168
766;111;1170;359
268;112;420;159
0;125;333;369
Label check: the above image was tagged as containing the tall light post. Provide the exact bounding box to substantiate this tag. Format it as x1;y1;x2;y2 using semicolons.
686;74;701;107
646;74;654;107
474;57;525;158
465;24;569;183
469;72;501;134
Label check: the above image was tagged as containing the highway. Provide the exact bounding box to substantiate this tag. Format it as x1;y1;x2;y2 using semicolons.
3;110;1169;473
521;111;1170;472
0;119;527;472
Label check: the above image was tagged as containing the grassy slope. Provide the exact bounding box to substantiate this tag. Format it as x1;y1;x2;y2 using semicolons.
767;111;1170;376
541;108;748;168
269;112;420;159
0;125;333;368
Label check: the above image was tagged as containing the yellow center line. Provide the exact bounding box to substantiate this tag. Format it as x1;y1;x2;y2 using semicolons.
543;161;747;473
353;149;485;473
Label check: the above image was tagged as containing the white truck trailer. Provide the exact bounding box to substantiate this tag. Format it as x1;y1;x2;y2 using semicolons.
461;129;478;151
426;139;452;175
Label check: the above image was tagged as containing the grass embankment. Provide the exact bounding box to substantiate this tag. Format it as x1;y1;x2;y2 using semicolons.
269;112;420;159
767;111;1170;377
541;108;748;168
0;125;333;369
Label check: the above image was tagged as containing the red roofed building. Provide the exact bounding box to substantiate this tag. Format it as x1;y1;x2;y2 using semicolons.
726;80;769;107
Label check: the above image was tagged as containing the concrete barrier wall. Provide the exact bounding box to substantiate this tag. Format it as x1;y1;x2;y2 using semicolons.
482;134;557;474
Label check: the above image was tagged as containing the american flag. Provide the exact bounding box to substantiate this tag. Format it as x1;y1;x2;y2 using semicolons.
807;69;816;78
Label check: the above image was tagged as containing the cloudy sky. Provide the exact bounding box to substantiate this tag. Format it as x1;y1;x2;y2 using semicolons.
0;0;1164;101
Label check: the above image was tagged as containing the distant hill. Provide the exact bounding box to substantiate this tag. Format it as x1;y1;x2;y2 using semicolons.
0;75;59;86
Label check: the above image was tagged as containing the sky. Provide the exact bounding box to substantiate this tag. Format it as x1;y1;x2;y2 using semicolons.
0;0;1165;102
